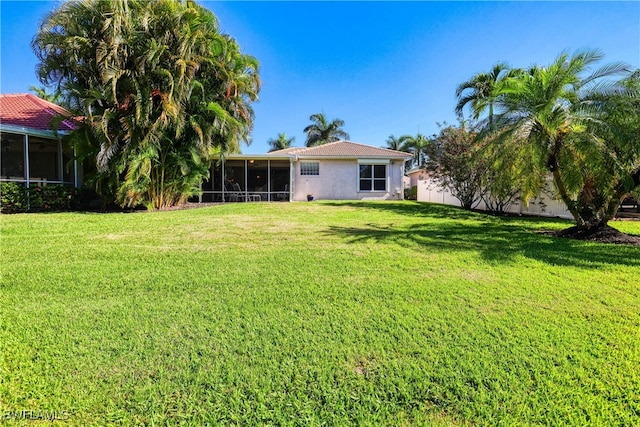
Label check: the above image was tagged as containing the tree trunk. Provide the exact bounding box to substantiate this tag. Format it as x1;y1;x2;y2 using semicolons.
551;168;584;226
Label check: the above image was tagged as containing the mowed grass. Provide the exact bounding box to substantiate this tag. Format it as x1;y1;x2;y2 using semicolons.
1;201;639;425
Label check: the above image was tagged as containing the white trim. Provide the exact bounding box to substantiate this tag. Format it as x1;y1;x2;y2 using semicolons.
0;124;70;139
357;158;390;165
357;163;388;192
24;134;30;188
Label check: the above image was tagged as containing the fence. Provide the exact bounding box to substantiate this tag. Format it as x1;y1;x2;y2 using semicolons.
416;178;573;219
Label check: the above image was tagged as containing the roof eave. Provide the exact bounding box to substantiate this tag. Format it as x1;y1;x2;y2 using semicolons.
0;123;70;139
296;155;412;160
213;153;295;160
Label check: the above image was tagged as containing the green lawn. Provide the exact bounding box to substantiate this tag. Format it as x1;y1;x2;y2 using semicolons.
1;201;639;425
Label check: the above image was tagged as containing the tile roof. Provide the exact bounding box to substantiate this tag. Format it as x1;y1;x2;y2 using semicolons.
269;140;412;159
0;93;77;132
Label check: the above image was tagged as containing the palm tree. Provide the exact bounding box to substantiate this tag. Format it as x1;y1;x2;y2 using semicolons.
384;134;409;151
489;49;633;229
401;133;430;168
455;62;511;128
29;85;64;105
33;0;260;209
267;133;295;152
303;113;349;147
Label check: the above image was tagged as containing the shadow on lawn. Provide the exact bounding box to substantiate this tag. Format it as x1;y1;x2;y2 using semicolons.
322;201;640;269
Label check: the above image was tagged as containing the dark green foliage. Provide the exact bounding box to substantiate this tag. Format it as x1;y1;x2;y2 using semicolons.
0;182;28;213
33;0;260;209
267;133;295;152
399;133;430;169
405;186;418;200
456;50;640;228
425;122;485;210
0;183;98;213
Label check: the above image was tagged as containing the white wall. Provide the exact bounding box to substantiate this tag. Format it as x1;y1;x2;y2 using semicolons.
292;159;405;201
417;177;573;219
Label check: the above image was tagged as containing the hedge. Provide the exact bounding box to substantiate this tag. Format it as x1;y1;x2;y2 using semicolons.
0;182;97;213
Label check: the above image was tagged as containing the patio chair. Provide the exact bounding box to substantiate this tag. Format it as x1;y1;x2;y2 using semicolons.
225;182;245;202
275;184;289;201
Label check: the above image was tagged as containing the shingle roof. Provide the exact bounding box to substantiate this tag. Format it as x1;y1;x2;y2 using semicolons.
0;93;77;132
269;140;412;159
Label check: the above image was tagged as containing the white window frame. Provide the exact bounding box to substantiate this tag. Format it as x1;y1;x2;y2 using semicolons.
358;160;389;192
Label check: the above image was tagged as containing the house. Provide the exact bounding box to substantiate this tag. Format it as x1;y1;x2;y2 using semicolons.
406;166;428;188
1;95;410;203
0;94;80;187
198;141;412;202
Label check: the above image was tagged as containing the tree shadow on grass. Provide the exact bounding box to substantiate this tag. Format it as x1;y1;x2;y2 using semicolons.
321;202;640;269
323;200;484;221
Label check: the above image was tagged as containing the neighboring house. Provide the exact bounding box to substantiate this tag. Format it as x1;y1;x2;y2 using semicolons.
406;166;427;188
199;141;412;202
0;93;80;187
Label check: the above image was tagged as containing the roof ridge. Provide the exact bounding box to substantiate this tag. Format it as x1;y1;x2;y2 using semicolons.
342;140;412;154
302;140;410;155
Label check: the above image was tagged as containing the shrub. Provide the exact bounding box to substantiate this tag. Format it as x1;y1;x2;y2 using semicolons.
0;182;28;213
408;186;418;200
0;183;99;213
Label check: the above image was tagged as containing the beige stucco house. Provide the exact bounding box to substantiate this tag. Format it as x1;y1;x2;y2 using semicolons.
199;141;412;202
406;166;428;188
0;97;410;204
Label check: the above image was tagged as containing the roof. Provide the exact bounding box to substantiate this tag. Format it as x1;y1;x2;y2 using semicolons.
406;166;426;175
0;93;77;133
269;140;412;159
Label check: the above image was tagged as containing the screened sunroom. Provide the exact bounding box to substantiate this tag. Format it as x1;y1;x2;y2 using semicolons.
0;127;79;187
197;155;293;202
0;94;80;188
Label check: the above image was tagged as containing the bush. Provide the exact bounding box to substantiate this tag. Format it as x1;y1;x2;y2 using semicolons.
0;183;99;213
0;182;28;213
409;186;418;200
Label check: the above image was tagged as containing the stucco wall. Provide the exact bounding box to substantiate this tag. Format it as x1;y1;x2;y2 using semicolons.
292;159;405;201
407;169;428;188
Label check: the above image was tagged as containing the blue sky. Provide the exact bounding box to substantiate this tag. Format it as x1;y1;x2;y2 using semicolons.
1;1;639;154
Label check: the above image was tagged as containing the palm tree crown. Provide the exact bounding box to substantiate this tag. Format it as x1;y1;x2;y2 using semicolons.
32;0;260;208
489;49;633;226
455;62;511;127
384;134;409;152
303;113;349;147
267;133;295;152
401;133;430;168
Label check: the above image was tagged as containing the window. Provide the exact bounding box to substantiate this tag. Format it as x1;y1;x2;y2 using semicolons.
300;162;319;176
359;164;387;191
1;132;25;179
29;136;60;182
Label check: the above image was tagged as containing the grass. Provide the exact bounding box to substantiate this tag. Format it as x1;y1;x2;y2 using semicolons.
1;201;639;425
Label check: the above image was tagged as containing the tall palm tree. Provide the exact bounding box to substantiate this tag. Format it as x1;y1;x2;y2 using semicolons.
401;133;430;168
303;113;349;147
490;49;632;229
33;0;260;209
267;133;295;152
455;62;511;128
